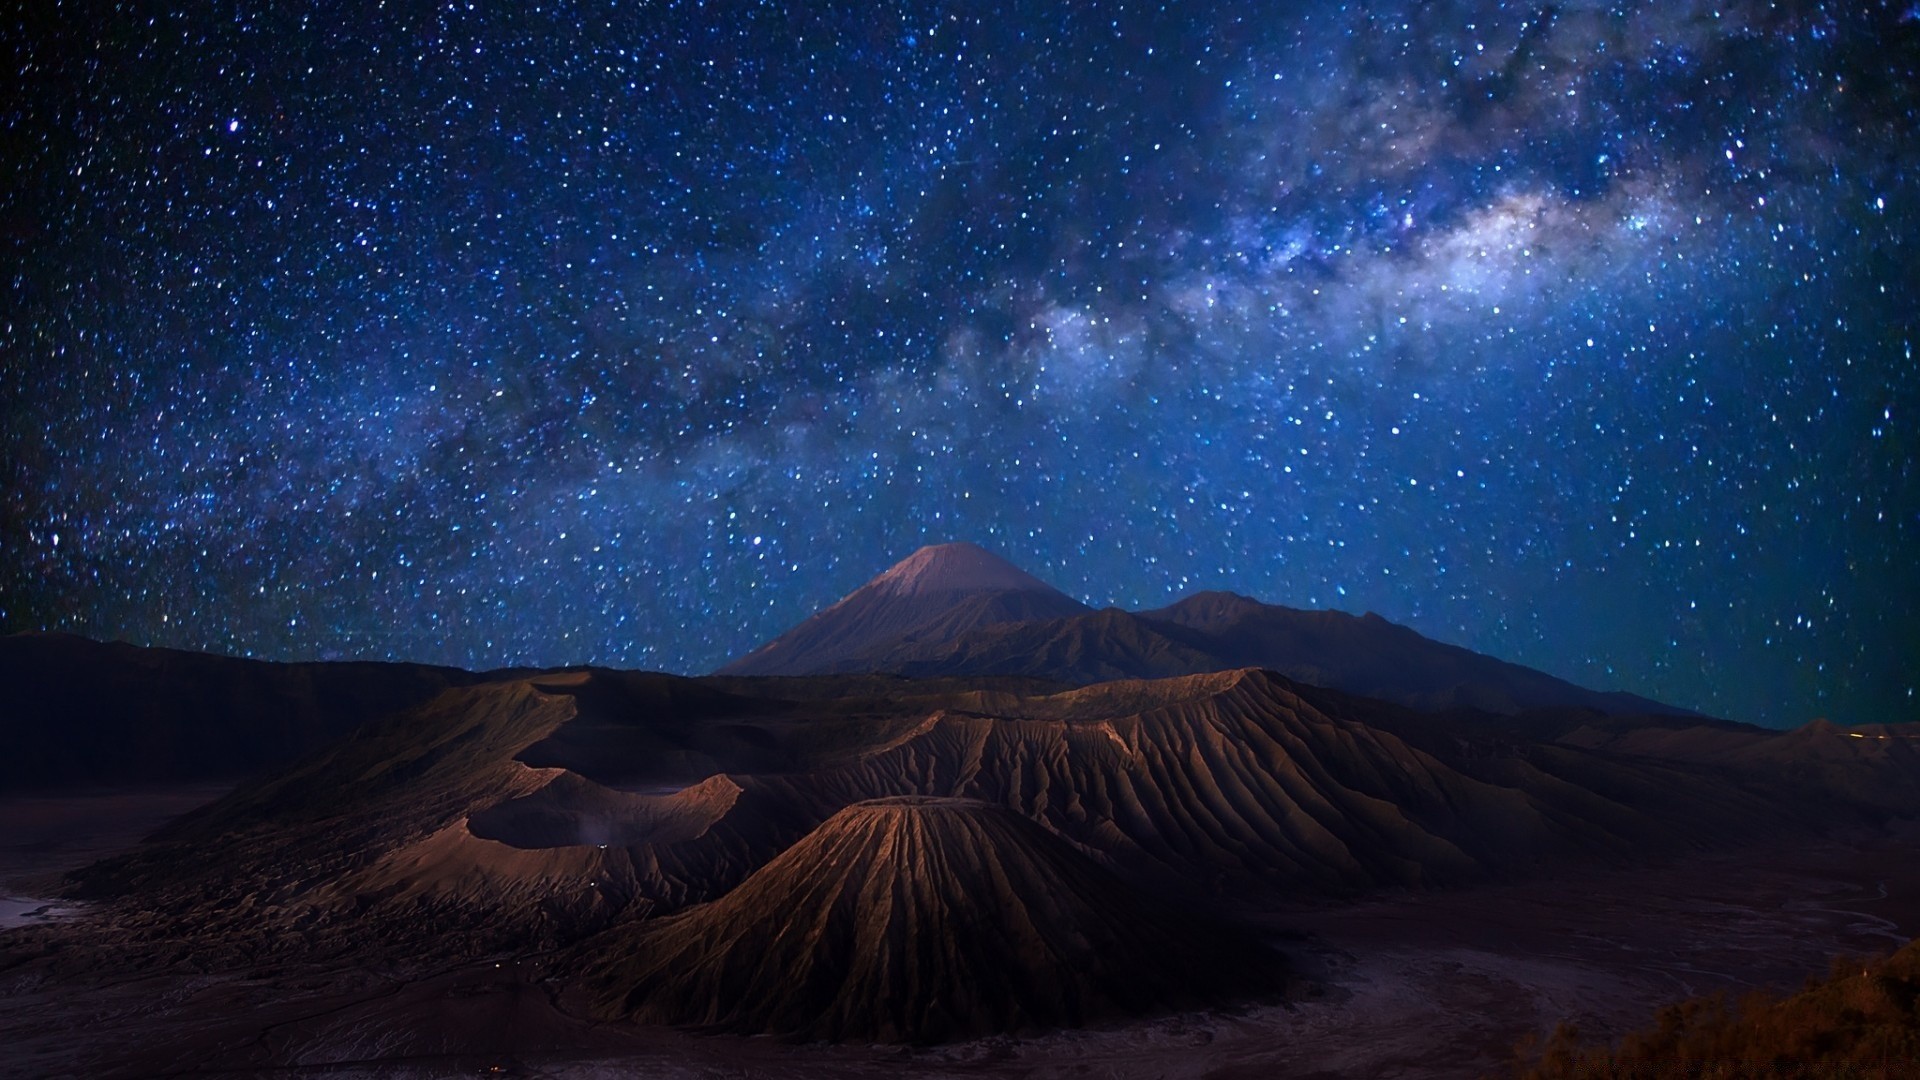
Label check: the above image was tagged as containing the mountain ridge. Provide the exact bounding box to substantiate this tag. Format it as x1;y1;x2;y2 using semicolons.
0;632;493;791
720;551;1699;718
45;656;1918;1050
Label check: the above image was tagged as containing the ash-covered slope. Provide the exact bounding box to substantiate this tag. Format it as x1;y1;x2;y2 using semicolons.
880;606;1225;683
66;668;967;954
872;591;1691;718
0;632;486;791
718;542;1089;676
583;796;1282;1042
741;669;1773;900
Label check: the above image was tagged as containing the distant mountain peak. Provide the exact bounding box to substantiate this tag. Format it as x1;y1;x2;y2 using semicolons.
871;541;1065;598
716;542;1088;676
1160;590;1268;616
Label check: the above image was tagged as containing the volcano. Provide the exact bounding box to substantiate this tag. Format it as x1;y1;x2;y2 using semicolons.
581;796;1282;1042
718;542;1090;676
722;547;1695;718
14;637;1917;1072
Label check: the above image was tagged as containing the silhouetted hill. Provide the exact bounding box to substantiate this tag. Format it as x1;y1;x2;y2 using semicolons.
872;593;1691;717
0;632;487;791
583;796;1282;1042
1146;592;1687;715
1556;714;1920;814
719;548;1697;717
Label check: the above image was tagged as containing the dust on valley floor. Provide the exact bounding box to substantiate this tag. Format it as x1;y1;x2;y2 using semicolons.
0;784;234;929
1;786;1916;1080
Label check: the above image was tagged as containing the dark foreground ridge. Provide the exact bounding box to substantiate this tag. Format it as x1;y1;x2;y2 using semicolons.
1515;937;1920;1078
581;796;1283;1042
0;632;488;791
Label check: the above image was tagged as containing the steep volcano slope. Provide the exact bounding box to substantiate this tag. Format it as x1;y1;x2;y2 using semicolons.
67;670;878;954
719;542;1089;676
0;632;486;791
873;592;1689;717
880;606;1225;683
583;797;1282;1042
70;665;1814;963
738;669;1781;900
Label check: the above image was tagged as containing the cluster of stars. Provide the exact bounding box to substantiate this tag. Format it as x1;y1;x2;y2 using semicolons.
3;0;1915;725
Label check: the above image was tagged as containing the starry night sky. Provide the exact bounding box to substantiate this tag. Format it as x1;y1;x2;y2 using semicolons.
4;1;1916;726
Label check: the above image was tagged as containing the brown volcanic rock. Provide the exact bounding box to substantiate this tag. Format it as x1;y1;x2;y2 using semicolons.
72;666;1088;957
718;543;1090;676
80;666;1795;963
583;795;1282;1042
739;668;1746;900
66;671;827;954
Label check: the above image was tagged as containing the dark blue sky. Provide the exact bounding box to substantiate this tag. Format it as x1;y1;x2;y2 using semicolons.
5;1;1915;726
